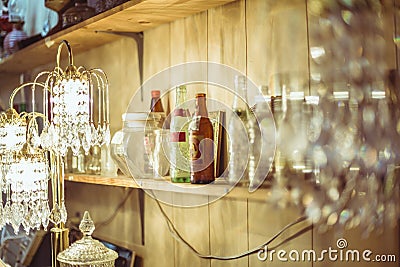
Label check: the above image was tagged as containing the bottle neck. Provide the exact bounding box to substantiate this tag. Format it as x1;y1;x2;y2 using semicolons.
176;86;187;106
195;94;208;117
175;86;189;117
151;97;164;112
232;75;248;111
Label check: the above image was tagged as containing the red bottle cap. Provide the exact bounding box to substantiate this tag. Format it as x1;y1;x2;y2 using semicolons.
151;90;161;98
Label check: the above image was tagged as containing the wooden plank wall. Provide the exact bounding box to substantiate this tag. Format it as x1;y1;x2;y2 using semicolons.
65;0;400;266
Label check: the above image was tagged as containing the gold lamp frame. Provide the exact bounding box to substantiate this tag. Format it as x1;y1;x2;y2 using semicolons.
3;40;110;267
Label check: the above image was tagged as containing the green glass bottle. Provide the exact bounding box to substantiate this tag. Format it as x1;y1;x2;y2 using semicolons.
170;85;191;182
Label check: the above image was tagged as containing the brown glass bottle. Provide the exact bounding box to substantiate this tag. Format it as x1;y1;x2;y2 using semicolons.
189;93;215;184
150;90;164;112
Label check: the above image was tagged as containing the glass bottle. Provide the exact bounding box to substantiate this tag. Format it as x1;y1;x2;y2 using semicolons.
150;90;164;112
227;75;251;185
169;85;191;183
189;93;215;184
86;145;101;175
72;147;86;174
101;144;118;176
150;89;166;128
249;92;274;191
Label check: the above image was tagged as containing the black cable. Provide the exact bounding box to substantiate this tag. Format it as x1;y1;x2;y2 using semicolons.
149;189;311;261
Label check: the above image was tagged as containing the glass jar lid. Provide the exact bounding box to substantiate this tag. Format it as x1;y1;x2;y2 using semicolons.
57;211;118;267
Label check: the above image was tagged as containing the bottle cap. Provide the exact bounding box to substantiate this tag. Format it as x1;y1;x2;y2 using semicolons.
151;90;161;98
196;93;206;98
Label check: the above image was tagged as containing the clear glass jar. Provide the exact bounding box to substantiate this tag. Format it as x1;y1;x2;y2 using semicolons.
111;112;162;178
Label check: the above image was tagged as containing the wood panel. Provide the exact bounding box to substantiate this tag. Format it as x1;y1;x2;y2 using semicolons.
172;194;211;267
248;202;312;267
170;11;208;107
73;38;139;134
268;0;309;95
169;13;210;266
246;0;271;95
207;4;249;266
0;0;236;76
207;0;246;108
142;192;175;267
209;198;248;267
64;182;143;248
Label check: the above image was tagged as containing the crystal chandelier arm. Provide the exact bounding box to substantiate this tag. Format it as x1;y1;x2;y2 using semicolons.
90;69;110;125
56;40;74;69
8;82;47;110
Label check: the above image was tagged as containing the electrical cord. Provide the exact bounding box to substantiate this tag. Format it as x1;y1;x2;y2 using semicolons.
148;189;311;260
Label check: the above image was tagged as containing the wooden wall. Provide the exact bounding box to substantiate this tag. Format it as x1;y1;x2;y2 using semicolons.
63;1;400;267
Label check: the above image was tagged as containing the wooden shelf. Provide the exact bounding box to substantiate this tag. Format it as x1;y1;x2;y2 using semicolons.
65;174;271;201
0;0;235;75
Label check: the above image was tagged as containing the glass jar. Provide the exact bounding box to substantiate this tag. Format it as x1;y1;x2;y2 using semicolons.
62;0;95;28
111;112;162;178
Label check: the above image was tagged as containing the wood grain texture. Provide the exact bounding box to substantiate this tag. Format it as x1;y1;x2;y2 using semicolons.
170;11;208;107
207;0;246;108
209;198;248;267
142;192;175;267
248;202;311;267
246;0;271;93
72;38;139;134
64;182;143;248
172;194;211;267
268;0;308;94
0;0;235;75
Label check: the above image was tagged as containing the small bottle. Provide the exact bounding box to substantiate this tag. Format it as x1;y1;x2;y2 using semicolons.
150;90;164;112
86;145;101;175
189;93;215;184
169;85;191;183
72;148;86;174
101;144;118;176
150;90;166;128
227;75;251;185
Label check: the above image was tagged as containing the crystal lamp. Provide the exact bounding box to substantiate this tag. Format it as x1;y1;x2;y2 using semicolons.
0;39;110;267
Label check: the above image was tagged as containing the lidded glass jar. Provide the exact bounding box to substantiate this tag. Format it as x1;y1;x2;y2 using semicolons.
57;211;118;267
62;0;95;28
110;112;162;178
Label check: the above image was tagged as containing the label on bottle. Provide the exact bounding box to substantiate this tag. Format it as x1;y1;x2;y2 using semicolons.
190;134;203;162
170;132;186;142
190;134;214;172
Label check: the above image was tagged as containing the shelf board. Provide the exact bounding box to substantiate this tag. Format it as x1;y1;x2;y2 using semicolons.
65;174;271;201
0;0;236;75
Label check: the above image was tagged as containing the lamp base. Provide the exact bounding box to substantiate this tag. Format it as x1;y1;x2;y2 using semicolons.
51;226;69;267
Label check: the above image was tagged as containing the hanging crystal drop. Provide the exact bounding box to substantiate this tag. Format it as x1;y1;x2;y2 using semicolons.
49;203;62;225
60;201;67;224
42;201;50;230
30;127;41;148
0;205;5;229
97;126;103;145
4;202;11;224
71;138;80;156
40;126;50;149
103;124;111;145
22;207;32;235
32;204;41;230
10;203;24;234
91;124;98;146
